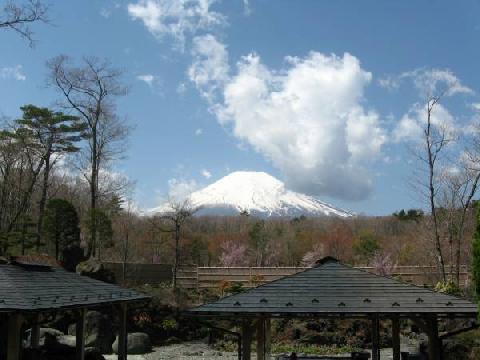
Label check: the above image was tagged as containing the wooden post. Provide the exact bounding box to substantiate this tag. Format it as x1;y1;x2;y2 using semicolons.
426;317;441;360
256;318;265;360
76;308;86;360
237;334;242;360
392;318;400;360
31;313;41;348
7;313;23;360
265;318;271;359
241;320;253;360
30;313;41;360
371;316;380;360
118;303;128;360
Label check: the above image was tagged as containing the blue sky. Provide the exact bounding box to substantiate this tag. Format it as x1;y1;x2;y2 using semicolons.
1;0;480;215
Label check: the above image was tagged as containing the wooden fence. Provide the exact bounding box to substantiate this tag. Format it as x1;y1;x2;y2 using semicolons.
102;262;471;289
177;265;471;290
103;262;173;285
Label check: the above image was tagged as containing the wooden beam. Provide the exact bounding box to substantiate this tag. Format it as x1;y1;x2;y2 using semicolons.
391;318;400;360
371;316;380;360
7;313;23;360
241;320;253;360
118;303;128;360
76;308;86;360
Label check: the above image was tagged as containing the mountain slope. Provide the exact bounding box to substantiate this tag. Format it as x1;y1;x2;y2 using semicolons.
152;171;353;217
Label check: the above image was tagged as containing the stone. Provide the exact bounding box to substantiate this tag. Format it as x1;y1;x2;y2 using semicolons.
76;258;115;283
85;347;106;360
68;311;115;354
112;332;151;355
25;327;64;347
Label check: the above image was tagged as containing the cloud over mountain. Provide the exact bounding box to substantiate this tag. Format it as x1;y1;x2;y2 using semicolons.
189;39;386;200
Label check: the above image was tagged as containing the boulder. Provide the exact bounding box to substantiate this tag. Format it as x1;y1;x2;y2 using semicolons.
25;327;64;347
76;258;114;283
68;311;115;353
112;332;151;355
85;347;106;360
58;335;76;348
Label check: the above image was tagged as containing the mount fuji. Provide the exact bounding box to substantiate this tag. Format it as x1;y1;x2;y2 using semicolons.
152;171;353;217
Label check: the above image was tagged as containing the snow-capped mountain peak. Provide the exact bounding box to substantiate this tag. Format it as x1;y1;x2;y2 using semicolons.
152;171;353;217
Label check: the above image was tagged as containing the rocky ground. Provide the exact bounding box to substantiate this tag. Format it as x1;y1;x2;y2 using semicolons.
104;342;397;360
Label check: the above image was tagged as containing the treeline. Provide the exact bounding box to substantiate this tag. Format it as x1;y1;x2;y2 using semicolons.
0;56;131;266
104;210;475;278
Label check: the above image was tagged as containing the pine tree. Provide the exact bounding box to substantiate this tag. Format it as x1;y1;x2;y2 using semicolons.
43;199;80;261
15;105;86;251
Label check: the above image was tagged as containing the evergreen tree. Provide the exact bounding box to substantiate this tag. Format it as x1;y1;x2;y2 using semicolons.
43;199;80;261
15;105;86;251
352;230;381;264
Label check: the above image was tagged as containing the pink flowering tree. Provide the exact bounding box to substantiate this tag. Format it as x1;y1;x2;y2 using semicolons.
219;241;247;267
370;251;397;276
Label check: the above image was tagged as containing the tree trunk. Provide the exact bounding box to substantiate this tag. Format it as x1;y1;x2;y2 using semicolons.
426;107;447;282
36;150;51;251
89;126;98;258
172;222;180;290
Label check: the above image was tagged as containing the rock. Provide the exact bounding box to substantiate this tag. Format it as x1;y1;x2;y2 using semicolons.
76;258;114;283
85;347;106;360
112;332;151;355
58;335;76;348
25;327;64;347
68;311;115;354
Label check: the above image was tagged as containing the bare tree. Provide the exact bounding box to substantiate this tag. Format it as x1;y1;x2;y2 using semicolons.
415;95;453;282
440;129;480;284
151;199;199;290
0;0;48;45
47;55;129;258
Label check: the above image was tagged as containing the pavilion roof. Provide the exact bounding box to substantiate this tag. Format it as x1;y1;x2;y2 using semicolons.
189;257;478;318
0;261;148;312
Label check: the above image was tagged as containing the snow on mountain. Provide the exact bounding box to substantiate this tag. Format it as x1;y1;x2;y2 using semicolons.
151;171;353;217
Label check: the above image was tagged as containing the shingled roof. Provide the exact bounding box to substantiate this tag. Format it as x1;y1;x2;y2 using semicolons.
0;261;148;312
189;257;478;318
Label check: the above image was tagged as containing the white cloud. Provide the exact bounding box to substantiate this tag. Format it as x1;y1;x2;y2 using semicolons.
394;103;455;142
127;0;226;49
190;43;386;200
167;178;198;202
472;103;480;111
0;65;26;81
100;8;112;18
136;74;155;86
378;75;400;90
201;169;212;178
381;68;472;97
195;128;203;135
242;0;251;15
188;34;229;101
176;82;187;94
407;68;472;97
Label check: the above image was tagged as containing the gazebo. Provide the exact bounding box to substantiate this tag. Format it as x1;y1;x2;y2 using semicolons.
189;257;478;360
0;256;149;360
